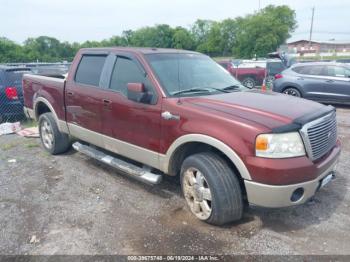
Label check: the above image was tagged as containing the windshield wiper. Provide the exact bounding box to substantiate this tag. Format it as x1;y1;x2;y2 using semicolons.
172;88;213;96
221;85;242;91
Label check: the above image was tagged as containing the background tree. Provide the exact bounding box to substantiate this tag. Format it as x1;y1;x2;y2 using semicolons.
172;27;195;50
233;5;297;58
0;5;297;63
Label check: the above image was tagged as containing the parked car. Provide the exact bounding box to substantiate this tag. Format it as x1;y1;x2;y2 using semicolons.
217;60;265;88
0;66;31;122
272;62;350;105
336;58;350;65
23;48;340;225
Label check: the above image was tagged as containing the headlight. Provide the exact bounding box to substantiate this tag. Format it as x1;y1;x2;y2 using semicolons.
255;132;305;158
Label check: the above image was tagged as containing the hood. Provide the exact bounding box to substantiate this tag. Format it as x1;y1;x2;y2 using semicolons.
183;90;329;131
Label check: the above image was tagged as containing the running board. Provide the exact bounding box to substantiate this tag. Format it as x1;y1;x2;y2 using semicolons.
72;142;162;185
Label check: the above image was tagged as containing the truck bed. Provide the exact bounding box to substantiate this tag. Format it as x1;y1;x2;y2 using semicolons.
23;74;66;121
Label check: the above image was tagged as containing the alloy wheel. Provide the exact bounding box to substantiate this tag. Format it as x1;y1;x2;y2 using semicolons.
183;167;212;220
41;119;54;149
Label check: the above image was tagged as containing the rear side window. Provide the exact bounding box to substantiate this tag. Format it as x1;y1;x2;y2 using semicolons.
294;65;324;76
292;66;305;74
75;55;107;86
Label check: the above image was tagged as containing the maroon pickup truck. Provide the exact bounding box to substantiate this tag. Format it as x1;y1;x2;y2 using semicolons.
217;60;266;88
23;47;341;225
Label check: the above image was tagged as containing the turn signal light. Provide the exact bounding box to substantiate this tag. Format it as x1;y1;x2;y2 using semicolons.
256;135;269;151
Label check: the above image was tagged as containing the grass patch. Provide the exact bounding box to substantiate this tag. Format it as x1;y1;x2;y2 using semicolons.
0;142;19;151
21;119;37;128
24;142;39;148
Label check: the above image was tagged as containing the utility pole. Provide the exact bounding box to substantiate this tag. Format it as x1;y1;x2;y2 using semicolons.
309;7;315;46
258;0;261;11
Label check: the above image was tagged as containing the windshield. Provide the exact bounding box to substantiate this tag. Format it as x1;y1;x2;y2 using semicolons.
146;53;246;97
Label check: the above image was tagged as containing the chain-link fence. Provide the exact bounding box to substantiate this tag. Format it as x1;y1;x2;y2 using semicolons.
0;63;70;123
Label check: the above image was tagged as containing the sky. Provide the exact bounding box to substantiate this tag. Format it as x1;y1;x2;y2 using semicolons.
1;0;349;44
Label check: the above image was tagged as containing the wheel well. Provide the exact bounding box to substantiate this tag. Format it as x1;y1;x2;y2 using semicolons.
169;142;243;177
168;142;246;195
35;101;51;119
282;86;302;94
241;75;256;81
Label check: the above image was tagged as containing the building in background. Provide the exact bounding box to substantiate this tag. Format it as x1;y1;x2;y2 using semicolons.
287;39;350;57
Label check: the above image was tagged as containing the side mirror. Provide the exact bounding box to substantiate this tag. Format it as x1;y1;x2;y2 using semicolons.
127;82;151;103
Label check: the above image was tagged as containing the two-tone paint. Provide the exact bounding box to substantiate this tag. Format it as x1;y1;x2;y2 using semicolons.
23;47;341;208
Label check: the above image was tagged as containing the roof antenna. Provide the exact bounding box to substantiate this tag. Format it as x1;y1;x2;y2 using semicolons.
177;50;182;105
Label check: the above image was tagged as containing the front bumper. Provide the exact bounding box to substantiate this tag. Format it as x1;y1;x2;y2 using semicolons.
244;144;341;208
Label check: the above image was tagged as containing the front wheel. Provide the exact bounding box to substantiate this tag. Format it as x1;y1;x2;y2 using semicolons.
39;112;71;155
283;87;302;97
180;152;243;225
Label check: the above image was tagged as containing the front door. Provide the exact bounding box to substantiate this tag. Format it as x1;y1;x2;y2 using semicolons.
101;54;162;168
322;65;350;103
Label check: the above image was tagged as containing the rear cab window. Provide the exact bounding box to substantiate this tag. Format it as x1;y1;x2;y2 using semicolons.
75;55;107;86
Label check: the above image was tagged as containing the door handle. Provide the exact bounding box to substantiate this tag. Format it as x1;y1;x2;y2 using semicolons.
102;99;112;109
297;77;304;81
67;91;74;96
161;111;180;121
326;79;334;83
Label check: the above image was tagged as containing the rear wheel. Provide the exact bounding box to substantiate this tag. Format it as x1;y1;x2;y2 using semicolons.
242;77;256;89
180;152;243;225
39;112;71;154
283;87;301;97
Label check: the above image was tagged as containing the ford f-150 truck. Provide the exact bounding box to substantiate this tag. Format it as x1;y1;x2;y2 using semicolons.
23;47;341;225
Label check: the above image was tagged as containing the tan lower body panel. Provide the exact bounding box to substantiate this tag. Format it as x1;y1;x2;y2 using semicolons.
244;159;338;208
67;123;162;170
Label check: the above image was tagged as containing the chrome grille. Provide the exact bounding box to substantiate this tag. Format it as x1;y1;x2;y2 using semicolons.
300;112;337;161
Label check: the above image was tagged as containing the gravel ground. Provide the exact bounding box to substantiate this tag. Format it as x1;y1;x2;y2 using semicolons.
0;107;349;256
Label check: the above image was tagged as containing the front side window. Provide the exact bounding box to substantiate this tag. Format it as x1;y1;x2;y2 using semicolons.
324;66;350;78
146;53;245;97
75;55;107;86
109;57;156;103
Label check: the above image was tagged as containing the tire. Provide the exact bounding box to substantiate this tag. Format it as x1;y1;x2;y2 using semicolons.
38;112;71;155
242;77;256;89
180;152;243;225
283;87;302;97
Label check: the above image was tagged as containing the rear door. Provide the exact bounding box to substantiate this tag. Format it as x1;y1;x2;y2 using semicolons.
65;53;107;135
322;65;350;103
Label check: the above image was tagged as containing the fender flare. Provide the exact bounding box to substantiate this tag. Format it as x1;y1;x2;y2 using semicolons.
34;97;59;121
161;134;252;180
33;97;68;133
